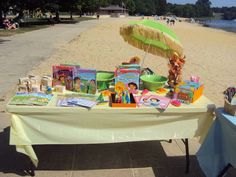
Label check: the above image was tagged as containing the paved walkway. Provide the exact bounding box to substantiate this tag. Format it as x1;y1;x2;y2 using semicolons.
0;19;100;101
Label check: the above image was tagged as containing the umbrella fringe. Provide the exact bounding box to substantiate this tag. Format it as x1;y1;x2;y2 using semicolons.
120;24;183;58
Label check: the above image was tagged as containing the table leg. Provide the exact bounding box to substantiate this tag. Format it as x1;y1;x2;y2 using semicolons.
182;138;189;174
25;160;35;176
217;164;232;177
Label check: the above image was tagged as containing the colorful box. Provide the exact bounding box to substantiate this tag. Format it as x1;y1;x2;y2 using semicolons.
109;92;136;108
175;81;204;104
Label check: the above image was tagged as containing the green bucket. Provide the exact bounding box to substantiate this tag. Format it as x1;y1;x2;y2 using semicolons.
140;74;167;91
96;71;114;90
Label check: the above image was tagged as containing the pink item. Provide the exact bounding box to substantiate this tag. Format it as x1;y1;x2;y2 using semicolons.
171;99;181;107
190;76;200;83
141;89;149;95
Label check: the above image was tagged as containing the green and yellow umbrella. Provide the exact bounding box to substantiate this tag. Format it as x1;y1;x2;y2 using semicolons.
120;19;183;59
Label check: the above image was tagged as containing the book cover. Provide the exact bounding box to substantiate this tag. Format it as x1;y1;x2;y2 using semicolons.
136;95;171;110
57;94;98;107
9;93;53;106
73;68;97;94
115;66;140;93
52;65;74;90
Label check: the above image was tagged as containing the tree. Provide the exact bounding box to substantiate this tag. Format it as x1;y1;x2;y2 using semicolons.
195;0;212;17
124;0;136;15
59;0;81;19
154;0;167;15
0;0;11;23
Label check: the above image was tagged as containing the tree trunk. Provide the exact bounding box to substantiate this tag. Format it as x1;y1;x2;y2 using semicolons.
0;9;3;25
56;11;60;22
70;11;73;19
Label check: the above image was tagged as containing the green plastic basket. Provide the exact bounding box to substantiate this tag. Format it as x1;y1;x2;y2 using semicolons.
140;74;167;91
96;71;114;90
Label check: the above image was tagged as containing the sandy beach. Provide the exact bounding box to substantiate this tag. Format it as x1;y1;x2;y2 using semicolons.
30;17;236;106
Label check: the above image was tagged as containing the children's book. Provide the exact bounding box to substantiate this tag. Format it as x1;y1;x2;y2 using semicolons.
115;65;140;93
9;92;53;106
57;94;98;108
135;95;171;110
52;65;74;90
73;68;97;94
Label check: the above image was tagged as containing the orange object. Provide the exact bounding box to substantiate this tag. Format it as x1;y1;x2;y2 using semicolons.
101;90;112;96
175;84;204;103
192;84;204;103
109;93;136;108
156;88;168;94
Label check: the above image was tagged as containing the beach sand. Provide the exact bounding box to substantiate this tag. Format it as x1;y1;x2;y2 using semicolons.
30;17;236;106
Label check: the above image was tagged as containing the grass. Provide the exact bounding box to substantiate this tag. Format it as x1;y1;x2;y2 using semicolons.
0;16;95;37
0;25;50;37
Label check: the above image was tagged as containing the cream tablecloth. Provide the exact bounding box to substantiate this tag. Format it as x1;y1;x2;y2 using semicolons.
6;94;215;166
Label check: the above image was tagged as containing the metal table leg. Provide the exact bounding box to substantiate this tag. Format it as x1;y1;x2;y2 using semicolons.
182;138;190;174
217;164;232;177
25;160;35;176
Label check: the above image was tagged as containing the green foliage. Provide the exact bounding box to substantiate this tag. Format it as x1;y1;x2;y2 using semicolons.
2;0;230;21
213;7;236;20
195;0;212;17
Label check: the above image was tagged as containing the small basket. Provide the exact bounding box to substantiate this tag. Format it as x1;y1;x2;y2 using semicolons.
224;99;236;116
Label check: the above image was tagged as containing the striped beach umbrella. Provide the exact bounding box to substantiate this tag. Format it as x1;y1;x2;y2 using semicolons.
120;19;183;59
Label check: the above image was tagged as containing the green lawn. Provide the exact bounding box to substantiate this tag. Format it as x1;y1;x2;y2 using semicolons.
0;17;95;37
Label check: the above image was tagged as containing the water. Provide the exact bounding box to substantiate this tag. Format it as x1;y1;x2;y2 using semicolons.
203;20;236;33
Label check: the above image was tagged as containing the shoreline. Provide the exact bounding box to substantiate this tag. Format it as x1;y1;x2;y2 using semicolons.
197;19;236;33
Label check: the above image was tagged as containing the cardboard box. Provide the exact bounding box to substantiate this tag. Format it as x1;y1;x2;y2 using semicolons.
110;93;136;108
224;99;236;116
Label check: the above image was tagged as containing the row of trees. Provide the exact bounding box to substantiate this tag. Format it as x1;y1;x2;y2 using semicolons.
1;0;225;23
213;7;236;20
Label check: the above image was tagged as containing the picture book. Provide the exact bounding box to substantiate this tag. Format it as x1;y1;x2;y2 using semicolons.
9;92;53;106
135;95;171;110
52;65;74;90
57;94;98;108
115;65;140;94
73;68;97;94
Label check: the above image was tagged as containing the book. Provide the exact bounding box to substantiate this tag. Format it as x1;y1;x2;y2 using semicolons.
67;98;97;108
52;65;75;90
73;68;97;94
115;65;140;93
9;92;53;106
57;94;98;108
135;95;171;110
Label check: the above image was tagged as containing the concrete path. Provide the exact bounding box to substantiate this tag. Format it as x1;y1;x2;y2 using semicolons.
0;19;100;101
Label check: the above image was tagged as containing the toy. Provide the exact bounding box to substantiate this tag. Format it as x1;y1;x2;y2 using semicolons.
167;52;185;88
142;89;149;95
175;80;204;104
190;76;200;83
110;82;136;107
171;99;181;107
156;88;168;94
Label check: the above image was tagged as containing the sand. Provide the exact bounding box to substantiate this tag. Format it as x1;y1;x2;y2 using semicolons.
30;17;236;106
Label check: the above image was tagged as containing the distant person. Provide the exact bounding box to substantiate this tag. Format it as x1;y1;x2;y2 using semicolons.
170;19;175;26
166;18;170;25
3;18;18;29
97;14;100;19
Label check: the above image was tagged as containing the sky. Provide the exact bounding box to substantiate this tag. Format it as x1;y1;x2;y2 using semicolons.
167;0;236;7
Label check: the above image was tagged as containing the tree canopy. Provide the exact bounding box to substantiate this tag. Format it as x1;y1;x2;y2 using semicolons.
2;0;235;22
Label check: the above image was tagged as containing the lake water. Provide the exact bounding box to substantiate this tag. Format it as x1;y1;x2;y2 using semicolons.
203;20;236;33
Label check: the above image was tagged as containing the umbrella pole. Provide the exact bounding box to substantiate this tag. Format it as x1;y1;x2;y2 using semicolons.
141;42;151;67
